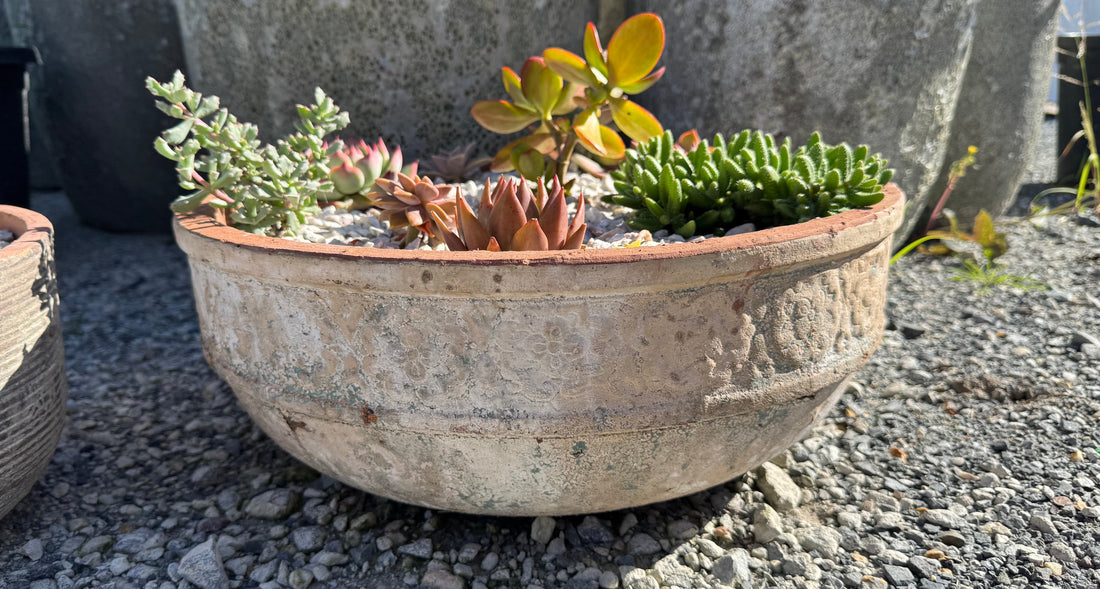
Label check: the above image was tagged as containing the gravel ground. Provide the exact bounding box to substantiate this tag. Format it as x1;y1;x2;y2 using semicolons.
2;121;1099;589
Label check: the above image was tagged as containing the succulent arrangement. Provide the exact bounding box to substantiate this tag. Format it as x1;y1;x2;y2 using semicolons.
150;19;897;252
147;71;348;236
605;130;894;237
429;177;586;252
471;13;666;188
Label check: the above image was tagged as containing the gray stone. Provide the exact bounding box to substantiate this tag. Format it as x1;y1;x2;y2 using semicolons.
622;568;658;589
632;0;981;242
531;516;556;545
627;533;661;556
245;489;301;520
29;0;186;232
753;462;801;511
925;1;1059;228
77;535;113;556
397;538;433;559
173;0;599;159
23;537;43;560
907;555;940;579
882;563;915;586
666;519;699;540
177;537;229;589
1049;541;1076;563
695;538;725;559
1029;515;1058;535
577;516;615;544
753;504;784;544
421;568;466;589
922;509;964;529
711;548;751;587
651;555;693;588
793;526;842;558
479;551;499;572
598;570;620;589
939;531;968;547
288;568;314;589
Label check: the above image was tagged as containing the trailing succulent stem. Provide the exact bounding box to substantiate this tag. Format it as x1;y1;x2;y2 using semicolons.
147;71;349;236
606;130;894;237
429;177;586;251
470;13;666;188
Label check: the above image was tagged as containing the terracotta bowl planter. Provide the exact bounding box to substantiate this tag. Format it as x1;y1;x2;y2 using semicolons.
174;186;904;516
0;205;66;520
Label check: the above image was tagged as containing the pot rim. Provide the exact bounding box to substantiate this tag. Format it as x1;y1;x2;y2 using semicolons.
0;205;54;259
174;183;903;267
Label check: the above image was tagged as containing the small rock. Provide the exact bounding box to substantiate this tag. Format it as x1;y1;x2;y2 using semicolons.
245;489;300;519
398;538;433;559
598;570;620;589
712;549;751;587
753;504;784;544
622;568;658;589
695;538;725;559
922;509;964;529
837;512;862;529
531;516;556;545
939;531;967;547
480;551;499;571
1049;542;1076;563
627;533;661;556
793;526;842;558
882;564;914;586
78;535;113;556
652;555;694;588
288;568;314;589
23;538;44;561
577;516;615;544
291;527;325;552
1029;515;1057;535
907;555;940;579
666;519;699;540
1045;561;1064;576
177;537;229;589
421;569;466;589
754;462;801;511
619;513;639;536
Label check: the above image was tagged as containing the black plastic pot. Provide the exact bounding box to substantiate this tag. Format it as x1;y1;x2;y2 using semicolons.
1057;36;1100;183
0;47;38;208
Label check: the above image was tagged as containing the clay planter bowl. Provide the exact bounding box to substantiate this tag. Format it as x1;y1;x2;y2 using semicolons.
0;205;66;520
174;185;904;516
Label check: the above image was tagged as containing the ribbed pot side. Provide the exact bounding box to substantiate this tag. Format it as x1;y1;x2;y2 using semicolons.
174;187;904;516
0;205;66;520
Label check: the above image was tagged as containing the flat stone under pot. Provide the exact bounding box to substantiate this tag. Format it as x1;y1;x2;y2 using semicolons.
173;186;904;516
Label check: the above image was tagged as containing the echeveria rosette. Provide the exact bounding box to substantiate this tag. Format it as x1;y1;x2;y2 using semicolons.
428;177;586;252
366;172;457;244
326;138;418;209
470;13;667;186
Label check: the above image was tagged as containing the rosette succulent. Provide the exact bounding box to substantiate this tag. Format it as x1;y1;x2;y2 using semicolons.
429;177;586;252
367;172;456;243
423;143;491;182
606;130;894;237
471;13;666;187
327;138;417;208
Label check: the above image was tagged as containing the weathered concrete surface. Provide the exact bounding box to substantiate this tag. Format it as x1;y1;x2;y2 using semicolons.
0;206;66;520
31;0;186;232
925;1;1059;230
629;0;979;244
173;187;904;516
173;0;598;159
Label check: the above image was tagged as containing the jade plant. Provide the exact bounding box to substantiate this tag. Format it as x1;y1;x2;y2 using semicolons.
471;13;666;187
429;178;586;251
327;138;417;209
147;71;348;236
606;130;894;237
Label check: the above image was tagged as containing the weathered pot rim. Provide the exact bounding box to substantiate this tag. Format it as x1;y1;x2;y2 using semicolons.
0;205;54;259
174;184;903;267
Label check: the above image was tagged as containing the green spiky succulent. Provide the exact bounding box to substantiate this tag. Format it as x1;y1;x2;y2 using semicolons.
605;130;894;238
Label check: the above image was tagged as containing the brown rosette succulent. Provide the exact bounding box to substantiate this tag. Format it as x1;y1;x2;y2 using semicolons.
429;177;586;251
367;172;456;242
423;143;491;183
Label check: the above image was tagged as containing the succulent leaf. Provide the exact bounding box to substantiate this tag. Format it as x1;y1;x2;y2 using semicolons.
608;97;662;143
583;22;609;79
605;13;665;87
471;100;539;134
543;48;600;87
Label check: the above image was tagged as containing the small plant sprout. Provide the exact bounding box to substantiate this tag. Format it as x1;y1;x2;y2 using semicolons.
471;13;666;188
146;71;349;236
423;143;491;183
428;177;586;251
607;130;893;237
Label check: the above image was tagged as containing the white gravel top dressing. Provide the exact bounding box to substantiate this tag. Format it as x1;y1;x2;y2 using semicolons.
286;173;756;251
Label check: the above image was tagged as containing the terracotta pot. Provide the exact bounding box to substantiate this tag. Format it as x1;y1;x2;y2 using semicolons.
0;205;66;520
173;186;904;516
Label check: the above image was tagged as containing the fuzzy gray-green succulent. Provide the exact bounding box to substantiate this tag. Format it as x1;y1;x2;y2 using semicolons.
604;130;894;237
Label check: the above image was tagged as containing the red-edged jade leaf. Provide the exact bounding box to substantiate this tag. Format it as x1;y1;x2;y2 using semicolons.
502;67;532;110
609;97;662;143
584;22;608;79
573;108;606;155
618;66;665;95
543;48;600;87
520;57;563;117
471;100;538;134
606;13;665;87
